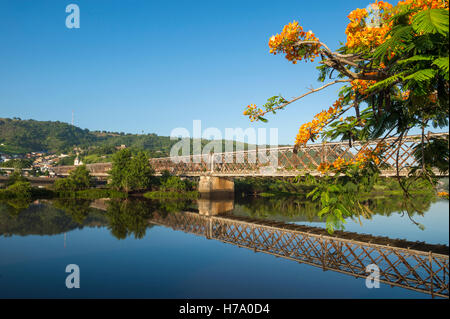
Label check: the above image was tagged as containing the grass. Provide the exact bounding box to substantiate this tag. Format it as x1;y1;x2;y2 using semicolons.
143;190;199;200
55;188;128;199
0;186;127;200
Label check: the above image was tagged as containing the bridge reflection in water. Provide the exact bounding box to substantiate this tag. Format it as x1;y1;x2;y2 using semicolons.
146;199;449;298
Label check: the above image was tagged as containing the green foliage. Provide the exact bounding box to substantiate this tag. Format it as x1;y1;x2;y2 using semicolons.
0;201;108;236
235;176;318;196
56;188;127;199
56;155;76;166
52;198;92;224
54;165;93;192
0;118;254;157
143;190;198;199
0;159;32;168
5;172;28;187
105;199;154;239
412;8;449;36
109;149;154;192
5;181;33;198
234;191;436;232
160;176;188;192
412;136;449;174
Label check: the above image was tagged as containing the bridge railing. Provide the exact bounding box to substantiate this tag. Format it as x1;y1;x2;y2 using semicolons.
52;132;449;177
149;132;449;176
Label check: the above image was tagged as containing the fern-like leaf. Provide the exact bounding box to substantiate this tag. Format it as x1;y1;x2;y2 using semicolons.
433;56;449;73
412;9;449;36
403;68;437;82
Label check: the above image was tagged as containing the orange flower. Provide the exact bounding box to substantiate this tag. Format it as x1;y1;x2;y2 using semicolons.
401;90;410;101
294;97;344;147
268;21;321;64
317;162;331;173
351;79;377;96
437;191;449;198
345;1;393;50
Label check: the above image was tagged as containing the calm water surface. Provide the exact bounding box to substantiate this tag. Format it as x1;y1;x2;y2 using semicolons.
0;195;448;298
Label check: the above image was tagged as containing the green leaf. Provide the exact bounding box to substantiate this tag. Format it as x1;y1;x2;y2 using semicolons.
367;71;409;91
337;203;352;216
321;191;329;206
396;55;434;64
432;57;449;73
412;9;449;36
403;68;437;82
317;206;330;217
306;188;318;198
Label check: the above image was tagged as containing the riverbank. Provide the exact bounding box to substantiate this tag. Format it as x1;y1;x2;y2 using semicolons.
143;190;198;200
235;177;448;198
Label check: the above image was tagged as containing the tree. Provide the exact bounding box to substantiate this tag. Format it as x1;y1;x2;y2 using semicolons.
243;0;449;233
109;149;154;192
244;0;448;169
5;171;28;187
109;148;131;190
54;165;93;191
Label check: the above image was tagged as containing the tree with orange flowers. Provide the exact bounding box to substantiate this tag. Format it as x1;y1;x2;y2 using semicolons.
244;0;449;233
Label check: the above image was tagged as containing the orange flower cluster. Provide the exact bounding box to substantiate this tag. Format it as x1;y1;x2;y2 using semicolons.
351;79;377;96
346;1;449;50
352;142;387;169
401;90;411;100
428;91;438;103
437;191;449;198
268;21;321;64
317;162;332;173
317;142;387;174
346;1;393;50
294;98;344;147
243;104;264;122
353;148;381;168
397;0;448;12
317;156;353;173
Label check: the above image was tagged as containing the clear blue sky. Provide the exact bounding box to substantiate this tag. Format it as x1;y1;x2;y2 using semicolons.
1;0;403;144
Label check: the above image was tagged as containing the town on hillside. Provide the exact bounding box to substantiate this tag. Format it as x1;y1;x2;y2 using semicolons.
0;144;127;177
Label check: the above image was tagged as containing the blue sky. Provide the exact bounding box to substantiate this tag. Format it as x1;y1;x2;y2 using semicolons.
1;0;400;144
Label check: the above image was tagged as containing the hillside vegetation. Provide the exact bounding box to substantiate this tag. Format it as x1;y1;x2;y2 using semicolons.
0;118;253;157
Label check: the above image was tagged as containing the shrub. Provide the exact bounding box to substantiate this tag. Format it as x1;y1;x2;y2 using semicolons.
6;181;33;198
54;165;93;192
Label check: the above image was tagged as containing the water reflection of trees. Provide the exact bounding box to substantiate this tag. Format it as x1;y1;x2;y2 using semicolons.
105;198;196;239
52;198;92;224
105;199;154;239
0;193;439;239
0;197;197;239
0;201;106;236
235;193;437;231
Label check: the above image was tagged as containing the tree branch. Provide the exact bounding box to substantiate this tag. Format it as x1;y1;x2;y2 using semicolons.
259;79;351;117
295;40;386;80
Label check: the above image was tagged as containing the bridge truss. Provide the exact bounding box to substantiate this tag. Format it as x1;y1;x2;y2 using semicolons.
150;211;449;298
149;132;449;177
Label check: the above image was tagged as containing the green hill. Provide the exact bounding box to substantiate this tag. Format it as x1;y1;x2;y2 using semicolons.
0;118;255;159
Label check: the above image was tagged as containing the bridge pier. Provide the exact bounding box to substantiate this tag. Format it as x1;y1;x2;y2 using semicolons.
198;198;234;216
198;176;234;199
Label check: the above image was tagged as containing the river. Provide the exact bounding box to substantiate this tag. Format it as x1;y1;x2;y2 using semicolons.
0;195;448;298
